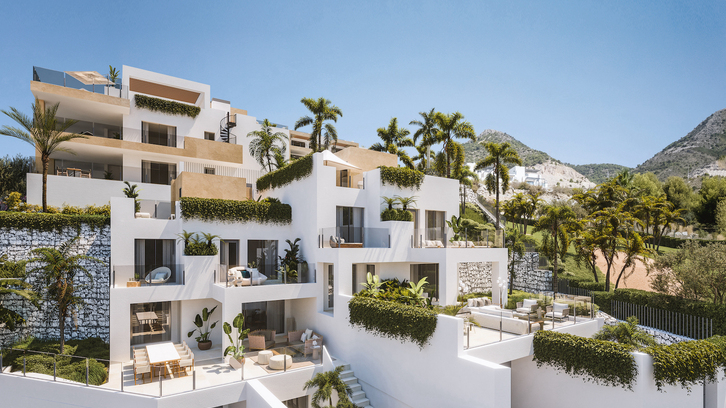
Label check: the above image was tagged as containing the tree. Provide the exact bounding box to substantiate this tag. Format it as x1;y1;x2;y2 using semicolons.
505;229;536;294
303;365;354;408
29;237;104;353
534;202;579;292
572;228;600;282
632;172;663;198
524;192;542;235
1;98;87;212
650;241;726;304
433;112;475;178
247;119;289;172
475;142;522;230
0;255;38;331
294;97;343;152
663;176;695;212
409;108;439;171
369;118;414;168
695;176;726;228
0;154;34;199
717;199;726;236
593;316;657;350
453;163;478;215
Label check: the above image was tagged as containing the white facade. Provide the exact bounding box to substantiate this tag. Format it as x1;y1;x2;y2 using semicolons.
469;163;548;189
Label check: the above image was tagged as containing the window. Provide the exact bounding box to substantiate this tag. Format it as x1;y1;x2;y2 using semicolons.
204;131;215;141
291;140;306;148
325;265;334;311
134;239;177;283
142;161;177;185
247;240;278;280
130;301;171;345
339;169;349;187
352;264;375;294
336;206;363;243
425;210;446;241
142;122;177;147
411;264;439;299
220;240;239;268
241;300;285;333
204;167;215;175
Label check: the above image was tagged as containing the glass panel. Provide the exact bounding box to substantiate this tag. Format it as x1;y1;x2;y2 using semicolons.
242;300;284;333
142;122;177;147
134;239;177;283
247;240;278;280
326;265;334;310
130;301;171;345
411;264;439;299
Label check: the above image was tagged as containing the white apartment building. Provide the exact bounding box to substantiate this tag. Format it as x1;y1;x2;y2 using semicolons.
469;163;548;189
1;66;723;408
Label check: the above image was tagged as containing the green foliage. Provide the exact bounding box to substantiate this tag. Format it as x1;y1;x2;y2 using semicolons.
4;337;109;385
593;317;657;350
256;153;313;191
434;303;465;316
223;313;251;359
380;208;413;221
134;94;200;118
184;241;218;256
0;254;37;331
379;166;425;190
461;130;558;167
532;331;637;389
457;291;492;302
645;339;726;391
122;181;140;213
562;278;607;292
696;176;726;228
348;296;437;348
0;155;34;198
180;196;292;224
0;211;109;232
303;365;354;408
566;164;632;185
187;306;218;343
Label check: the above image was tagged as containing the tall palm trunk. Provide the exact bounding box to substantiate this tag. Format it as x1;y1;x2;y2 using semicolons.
495;185;501;230
552;229;558;292
42;154;49;212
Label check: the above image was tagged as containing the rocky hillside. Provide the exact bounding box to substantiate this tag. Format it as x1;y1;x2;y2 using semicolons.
566;163;632;185
462;129;558;167
635;109;726;180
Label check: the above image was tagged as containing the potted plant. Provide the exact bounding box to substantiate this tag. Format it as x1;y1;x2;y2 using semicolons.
127;273;141;287
188;305;218;350
224;313;250;369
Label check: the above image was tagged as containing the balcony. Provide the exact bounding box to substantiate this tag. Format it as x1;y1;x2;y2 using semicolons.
319;227;390;248
217;263;316;288
411;228;504;248
111;264;185;288
33;66;127;98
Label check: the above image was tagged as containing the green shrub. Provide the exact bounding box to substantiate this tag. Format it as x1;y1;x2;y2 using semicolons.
61;205;84;215
645;340;726;391
532;331;637;389
348;296;437;348
0;211;109;232
563;278;608;292
184;241;218;256
457;291;492;302
180;197;291;224
592;291;614;314
256;153;313;191
134;94;200;118
380;208;413;221
84;204;111;216
379;166;425;190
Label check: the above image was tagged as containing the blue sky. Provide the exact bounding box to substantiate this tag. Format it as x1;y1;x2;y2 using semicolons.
1;1;724;168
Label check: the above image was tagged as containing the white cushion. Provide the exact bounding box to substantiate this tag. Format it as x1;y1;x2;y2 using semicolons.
305;328;313;338
300;332;307;342
467;299;476;307
553;303;567;313
449;241;459;248
434;240;444;247
312;334;319;340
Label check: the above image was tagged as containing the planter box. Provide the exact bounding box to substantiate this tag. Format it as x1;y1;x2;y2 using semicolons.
126;281;140;288
229;356;244;370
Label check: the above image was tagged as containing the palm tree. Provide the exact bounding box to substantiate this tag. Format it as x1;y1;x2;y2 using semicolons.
433;112;476;178
454;165;478;215
0;255;38;331
294;97;343;152
369;118;414;168
247;119;289;172
534;202;580;292
410;108;439;170
122;181;140;212
303;365;354;408
505;229;536;295
0;98;87;212
29;236;105;353
475;142;522;230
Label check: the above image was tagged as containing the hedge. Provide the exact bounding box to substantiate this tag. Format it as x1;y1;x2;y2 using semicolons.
561;278;607;292
348;296;437;349
380;208;413;222
0;211;110;232
591;288;726;336
532;331;637;389
134;94;200;118
184;242;218;256
379;166;425;190
658;236;723;249
256;154;313;192
180;197;291;224
645;339;726;391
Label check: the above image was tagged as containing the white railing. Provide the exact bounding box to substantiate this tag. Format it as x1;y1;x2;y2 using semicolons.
181;162;263;180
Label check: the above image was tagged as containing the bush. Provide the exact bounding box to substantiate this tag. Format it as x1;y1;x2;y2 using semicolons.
532;331;637;389
645;339;726;391
348;296;437;348
180;196;292;224
256;153;313;191
657;236;723;249
379;166;425;190
0;211;109;232
380;208;413;221
184;241;218;256
134;94;200;118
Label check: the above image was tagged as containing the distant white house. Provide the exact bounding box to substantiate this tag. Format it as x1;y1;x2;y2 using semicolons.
468;163;548;189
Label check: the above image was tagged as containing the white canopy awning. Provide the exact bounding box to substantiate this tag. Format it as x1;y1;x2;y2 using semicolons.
321;150;361;171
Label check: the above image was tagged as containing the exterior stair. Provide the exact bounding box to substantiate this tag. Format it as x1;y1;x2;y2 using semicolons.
336;363;373;408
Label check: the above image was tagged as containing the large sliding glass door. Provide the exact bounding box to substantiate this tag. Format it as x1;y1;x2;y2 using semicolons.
130;301;171;346
411;264;439;299
134;239;177;283
142;161;177;185
336;206;363;243
247;240;278;280
425;210;445;241
241;300;285;334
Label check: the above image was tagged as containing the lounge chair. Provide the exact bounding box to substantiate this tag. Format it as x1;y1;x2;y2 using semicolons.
516;299;539;315
330;236;345;248
248;329;276;350
228;266;267;286
545;302;570;321
144;267;171;285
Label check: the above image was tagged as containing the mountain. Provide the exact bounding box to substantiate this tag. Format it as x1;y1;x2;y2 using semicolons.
635;109;726;180
462;129;559;167
566;163;632;185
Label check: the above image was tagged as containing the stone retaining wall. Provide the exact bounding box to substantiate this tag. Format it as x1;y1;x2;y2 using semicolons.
458;262;493;295
0;225;110;347
511;252;552;293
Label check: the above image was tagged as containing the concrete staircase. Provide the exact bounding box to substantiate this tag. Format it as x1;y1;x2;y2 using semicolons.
337;363;373;408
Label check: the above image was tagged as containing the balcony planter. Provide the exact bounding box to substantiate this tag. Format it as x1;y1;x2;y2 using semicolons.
126;280;140;288
229;356;244;369
198;340;212;351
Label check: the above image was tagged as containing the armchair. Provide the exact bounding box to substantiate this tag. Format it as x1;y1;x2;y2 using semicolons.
248;329;276;350
545;303;570;321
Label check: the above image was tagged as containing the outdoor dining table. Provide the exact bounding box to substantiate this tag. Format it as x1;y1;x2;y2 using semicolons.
136;311;158;331
145;342;181;379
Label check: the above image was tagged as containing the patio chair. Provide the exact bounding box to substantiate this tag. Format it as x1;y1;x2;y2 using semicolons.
248;329;276;350
228;266;267;286
304;332;323;356
545;303;570;321
134;361;151;385
178;356;194;375
516;299;539;315
144;267;171;285
330;236;345;248
287;330;304;345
